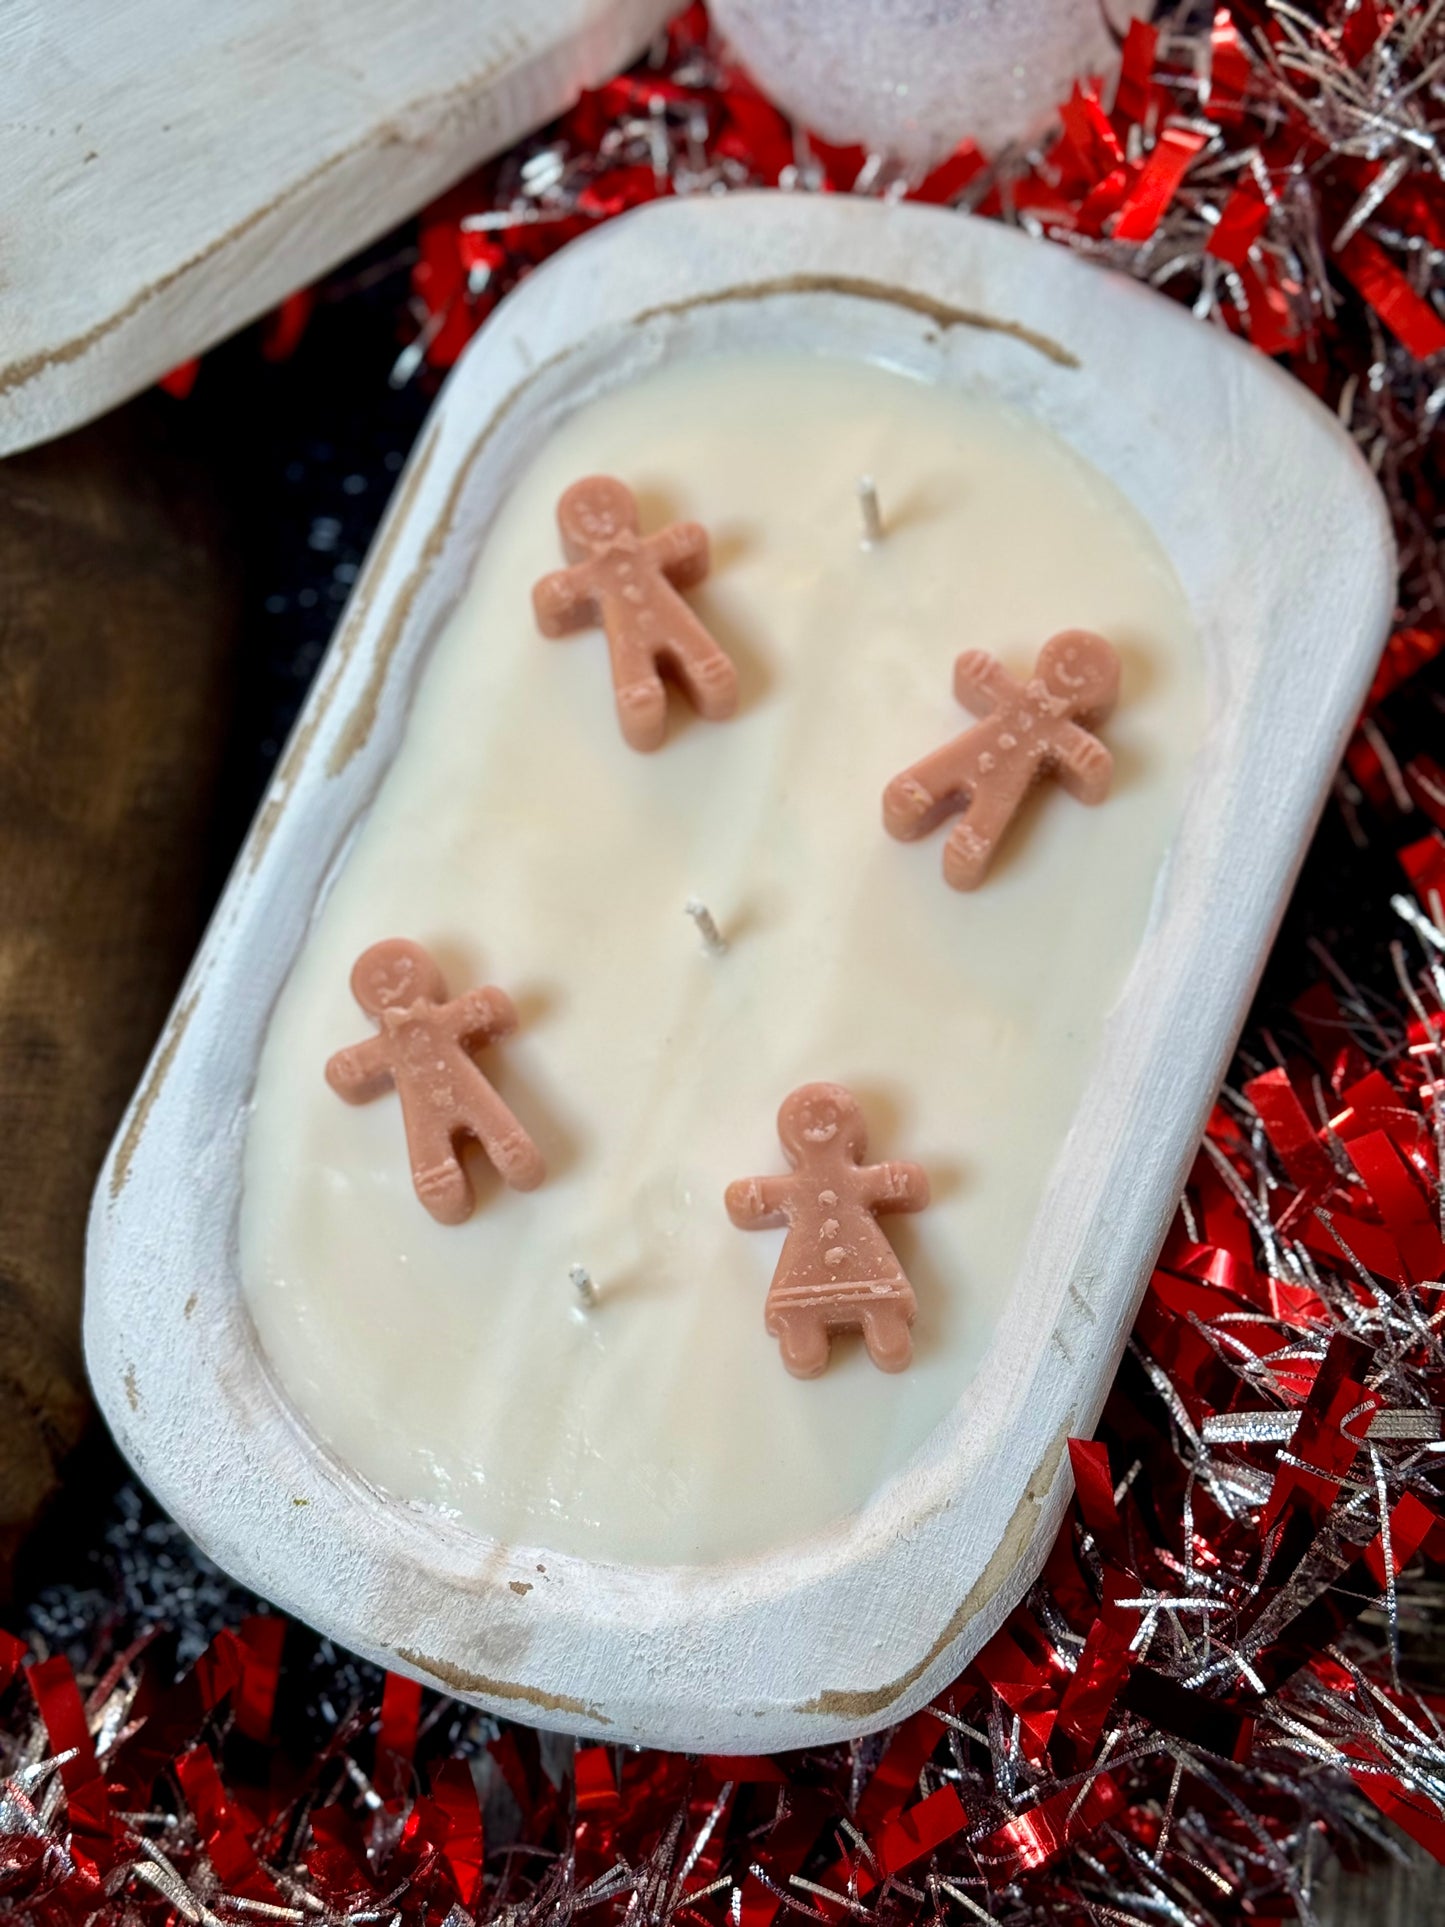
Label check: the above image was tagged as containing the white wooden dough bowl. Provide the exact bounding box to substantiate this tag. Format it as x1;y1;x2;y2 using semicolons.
85;192;1395;1753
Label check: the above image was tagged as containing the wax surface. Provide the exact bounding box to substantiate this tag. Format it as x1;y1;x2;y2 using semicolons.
241;352;1202;1566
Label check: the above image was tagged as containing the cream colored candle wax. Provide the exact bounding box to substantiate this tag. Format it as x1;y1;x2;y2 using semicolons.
240;350;1203;1566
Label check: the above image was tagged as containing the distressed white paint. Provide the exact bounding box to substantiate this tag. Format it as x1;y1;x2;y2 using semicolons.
86;194;1395;1752
0;0;673;455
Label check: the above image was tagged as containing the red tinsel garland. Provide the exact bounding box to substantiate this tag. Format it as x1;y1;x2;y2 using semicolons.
401;0;1443;628
49;3;1445;1922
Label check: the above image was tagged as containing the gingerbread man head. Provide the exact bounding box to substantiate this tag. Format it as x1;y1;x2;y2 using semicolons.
1034;628;1120;719
776;1082;869;1166
349;938;446;1018
556;476;640;564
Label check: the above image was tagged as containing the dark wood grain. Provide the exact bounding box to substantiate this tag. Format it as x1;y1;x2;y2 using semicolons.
1318;1848;1445;1924
0;398;238;1583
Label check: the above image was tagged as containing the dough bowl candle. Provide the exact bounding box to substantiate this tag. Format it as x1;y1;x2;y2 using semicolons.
87;194;1394;1752
246;345;1197;1562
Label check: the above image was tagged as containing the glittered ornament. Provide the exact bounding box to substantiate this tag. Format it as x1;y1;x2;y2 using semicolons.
709;0;1153;167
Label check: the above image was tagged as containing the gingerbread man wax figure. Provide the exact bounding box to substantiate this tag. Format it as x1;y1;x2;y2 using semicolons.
532;475;739;752
726;1082;930;1379
884;628;1121;890
326;938;544;1225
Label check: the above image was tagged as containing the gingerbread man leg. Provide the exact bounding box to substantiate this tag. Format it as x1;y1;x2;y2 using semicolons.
771;1310;832;1380
860;1305;913;1374
462;1083;546;1193
942;780;1018;891
662;611;739;725
610;643;670;754
405;1111;473;1226
882;741;971;841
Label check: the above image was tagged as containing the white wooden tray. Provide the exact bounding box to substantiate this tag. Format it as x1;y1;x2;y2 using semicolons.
85;193;1395;1753
0;0;672;456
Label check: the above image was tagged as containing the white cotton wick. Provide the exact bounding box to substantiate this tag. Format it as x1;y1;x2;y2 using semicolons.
569;1264;598;1309
685;898;728;956
857;474;884;546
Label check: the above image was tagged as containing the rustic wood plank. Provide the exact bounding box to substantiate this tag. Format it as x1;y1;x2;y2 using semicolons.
0;0;673;456
1317;1849;1445;1925
0;397;238;1579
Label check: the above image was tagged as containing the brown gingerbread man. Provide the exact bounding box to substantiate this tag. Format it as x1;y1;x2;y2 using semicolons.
532;475;739;752
883;629;1121;890
325;938;544;1224
725;1083;930;1379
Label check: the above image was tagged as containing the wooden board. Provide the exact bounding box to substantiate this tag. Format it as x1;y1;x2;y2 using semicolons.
84;193;1396;1752
0;0;673;457
1319;1849;1445;1924
0;396;238;1578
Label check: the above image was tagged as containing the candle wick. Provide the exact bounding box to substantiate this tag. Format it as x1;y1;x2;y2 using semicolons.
685;898;728;956
569;1263;598;1308
857;475;884;547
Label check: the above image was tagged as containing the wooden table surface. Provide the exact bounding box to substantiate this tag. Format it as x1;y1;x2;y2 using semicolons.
0;0;673;456
0;397;238;1579
1320;1850;1445;1924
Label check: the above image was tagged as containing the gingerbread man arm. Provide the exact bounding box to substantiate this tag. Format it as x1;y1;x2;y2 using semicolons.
325;1033;395;1104
1049;721;1114;805
725;1174;794;1230
952;649;1017;718
446;986;519;1047
643;520;709;591
532;563;599;638
865;1159;931;1214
